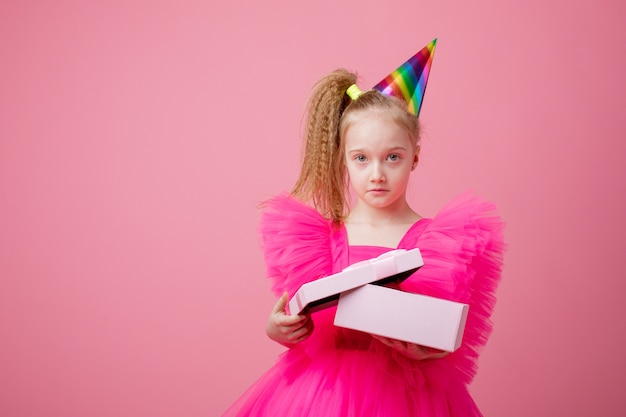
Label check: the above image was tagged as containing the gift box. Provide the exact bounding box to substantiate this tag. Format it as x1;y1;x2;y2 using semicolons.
288;248;423;315
334;284;469;352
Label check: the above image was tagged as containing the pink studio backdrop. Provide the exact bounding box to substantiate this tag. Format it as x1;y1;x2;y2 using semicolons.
1;1;625;416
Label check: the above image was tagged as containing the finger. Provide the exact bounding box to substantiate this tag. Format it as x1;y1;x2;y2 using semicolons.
373;336;408;352
371;335;394;347
292;318;314;342
276;312;309;327
290;324;310;341
390;339;406;350
271;292;289;314
296;330;312;343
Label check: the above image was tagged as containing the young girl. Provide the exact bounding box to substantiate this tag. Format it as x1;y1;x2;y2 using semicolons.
222;44;504;417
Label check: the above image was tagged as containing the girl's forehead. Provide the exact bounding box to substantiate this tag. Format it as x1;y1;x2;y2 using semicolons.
344;121;413;149
342;108;418;149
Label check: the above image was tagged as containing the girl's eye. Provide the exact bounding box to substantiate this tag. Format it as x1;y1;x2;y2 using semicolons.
388;154;400;161
355;155;367;162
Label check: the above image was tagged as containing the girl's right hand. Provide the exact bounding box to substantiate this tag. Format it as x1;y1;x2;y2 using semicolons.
371;335;448;361
266;292;314;347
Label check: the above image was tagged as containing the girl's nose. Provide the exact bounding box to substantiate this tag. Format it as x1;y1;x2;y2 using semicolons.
370;163;386;182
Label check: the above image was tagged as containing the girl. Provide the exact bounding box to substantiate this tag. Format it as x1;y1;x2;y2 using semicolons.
222;47;504;417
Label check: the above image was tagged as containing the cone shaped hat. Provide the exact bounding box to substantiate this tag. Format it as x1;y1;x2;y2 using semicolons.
373;39;437;116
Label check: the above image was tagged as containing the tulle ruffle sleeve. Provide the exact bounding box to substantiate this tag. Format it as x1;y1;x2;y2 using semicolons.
258;194;335;297
399;194;506;384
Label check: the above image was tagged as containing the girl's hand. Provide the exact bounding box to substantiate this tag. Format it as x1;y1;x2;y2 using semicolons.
371;335;448;361
266;292;314;347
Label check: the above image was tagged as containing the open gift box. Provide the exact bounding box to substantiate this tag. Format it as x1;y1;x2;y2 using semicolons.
288;248;469;352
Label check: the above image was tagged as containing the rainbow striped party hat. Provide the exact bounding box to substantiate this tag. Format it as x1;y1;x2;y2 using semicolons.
373;39;437;116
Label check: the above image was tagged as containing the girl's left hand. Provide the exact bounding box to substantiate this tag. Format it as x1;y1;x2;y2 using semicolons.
371;335;448;361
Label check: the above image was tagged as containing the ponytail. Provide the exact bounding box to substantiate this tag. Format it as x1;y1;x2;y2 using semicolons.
292;69;356;223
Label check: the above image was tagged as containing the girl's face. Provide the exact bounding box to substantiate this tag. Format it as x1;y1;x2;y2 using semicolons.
343;112;418;212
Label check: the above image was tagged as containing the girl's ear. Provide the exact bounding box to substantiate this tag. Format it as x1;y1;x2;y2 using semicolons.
411;146;420;170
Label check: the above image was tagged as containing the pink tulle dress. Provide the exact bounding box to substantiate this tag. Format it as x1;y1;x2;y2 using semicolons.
221;194;505;417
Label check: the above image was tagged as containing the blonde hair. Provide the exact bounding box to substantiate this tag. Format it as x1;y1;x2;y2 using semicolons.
292;69;421;223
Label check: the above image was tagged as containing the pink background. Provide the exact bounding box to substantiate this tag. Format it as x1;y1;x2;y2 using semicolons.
1;1;624;416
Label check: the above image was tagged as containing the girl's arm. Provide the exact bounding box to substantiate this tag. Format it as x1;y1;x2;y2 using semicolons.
266;292;314;348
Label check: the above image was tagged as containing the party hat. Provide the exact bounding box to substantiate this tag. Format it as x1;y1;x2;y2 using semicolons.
373;39;437;116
